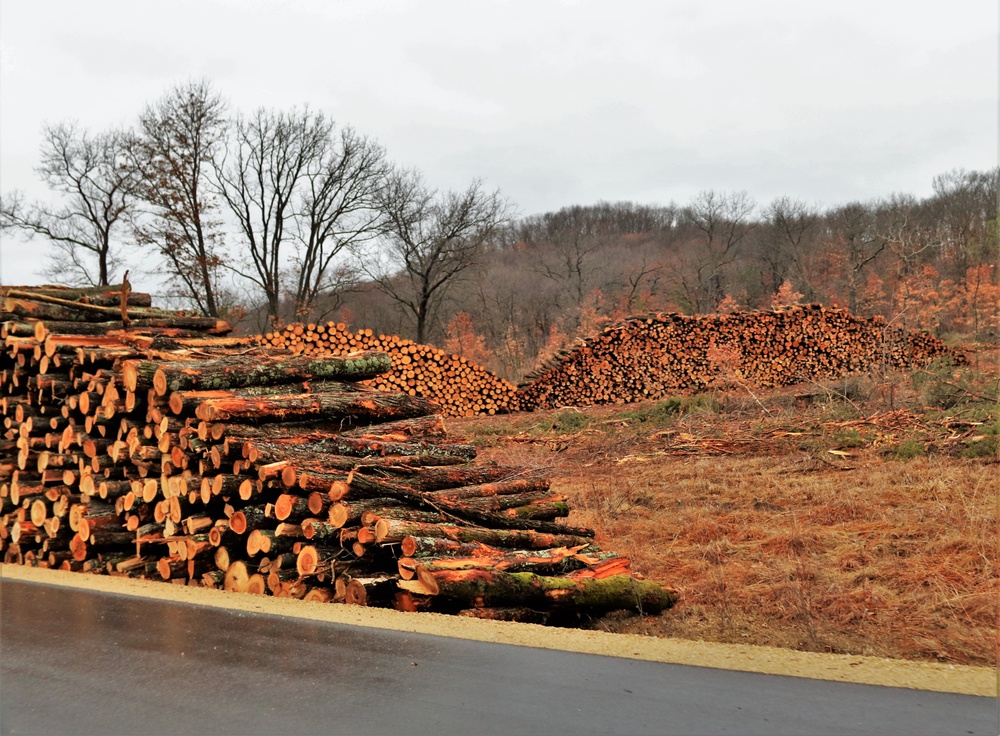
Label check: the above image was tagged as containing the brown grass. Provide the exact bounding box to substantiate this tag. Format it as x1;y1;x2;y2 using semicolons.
450;353;999;667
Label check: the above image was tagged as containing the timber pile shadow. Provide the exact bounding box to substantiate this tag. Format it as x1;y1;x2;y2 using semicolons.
262;322;520;417
1;285;674;624
518;305;964;410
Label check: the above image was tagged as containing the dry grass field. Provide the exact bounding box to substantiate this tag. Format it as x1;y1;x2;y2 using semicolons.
450;346;999;668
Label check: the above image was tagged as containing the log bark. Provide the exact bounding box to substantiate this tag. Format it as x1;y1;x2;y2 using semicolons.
429;474;551;500
171;385;434;425
320;436;476;462
367;463;525;492
414;569;677;615
339;414;447;441
1;285;153;308
344;473;592;536
401;545;592;577
2;289;202;323
123;351;392;395
378;519;596;550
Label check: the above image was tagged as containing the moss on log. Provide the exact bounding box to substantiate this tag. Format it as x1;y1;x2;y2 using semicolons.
425;569;677;615
123;351;392;394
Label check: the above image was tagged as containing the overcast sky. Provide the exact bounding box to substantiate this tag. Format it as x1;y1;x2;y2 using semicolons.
1;0;996;291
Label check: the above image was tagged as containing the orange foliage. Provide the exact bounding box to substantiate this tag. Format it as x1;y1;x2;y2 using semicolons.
495;323;528;379
706;340;746;384
956;264;1000;334
892;264;952;332
442;311;492;367
769;280;804;309
716;294;742;314
334;306;354;331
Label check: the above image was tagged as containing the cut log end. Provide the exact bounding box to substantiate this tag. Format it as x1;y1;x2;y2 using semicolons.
344;578;368;606
224;560;250;593
296;545;318;576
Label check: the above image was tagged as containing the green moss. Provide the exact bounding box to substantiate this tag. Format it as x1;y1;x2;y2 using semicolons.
542;411;590;433
619;394;721;428
831;427;866;449
434;571;677;615
508;501;569;519
958;436;999;459
890;439;927;460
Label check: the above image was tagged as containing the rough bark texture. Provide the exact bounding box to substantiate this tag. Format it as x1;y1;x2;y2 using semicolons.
175;385;434;425
123;351;392;395
416;569;677;615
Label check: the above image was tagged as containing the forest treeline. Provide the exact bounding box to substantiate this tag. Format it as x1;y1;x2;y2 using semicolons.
1;80;997;382
347;173;999;381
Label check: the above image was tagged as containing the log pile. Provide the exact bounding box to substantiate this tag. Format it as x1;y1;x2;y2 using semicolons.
1;286;674;623
518;305;964;410
261;322;520;417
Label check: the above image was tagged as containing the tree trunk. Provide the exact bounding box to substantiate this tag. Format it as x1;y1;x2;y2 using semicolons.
376;519;595;550
123;351;392;395
174;385;435;425
411;569;677;615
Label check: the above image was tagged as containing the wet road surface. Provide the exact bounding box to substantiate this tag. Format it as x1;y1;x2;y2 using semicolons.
1;577;996;735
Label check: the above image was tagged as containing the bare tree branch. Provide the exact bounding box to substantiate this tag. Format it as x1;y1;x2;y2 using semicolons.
129;80;228;316
291;126;389;319
0;123;134;286
362;171;513;343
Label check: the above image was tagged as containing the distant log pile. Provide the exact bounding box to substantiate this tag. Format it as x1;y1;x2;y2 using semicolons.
261;322;520;417
1;286;674;623
518;305;964;410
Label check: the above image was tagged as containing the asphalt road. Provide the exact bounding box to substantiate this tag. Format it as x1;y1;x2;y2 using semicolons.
1;578;996;736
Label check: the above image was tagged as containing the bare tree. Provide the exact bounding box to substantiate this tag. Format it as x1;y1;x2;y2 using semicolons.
214;107;332;321
750;196;819;303
929;167;999;274
617;241;665;312
825;200;889;313
365;171;512;344
928;168;1000;340
0;123;133;285
526;209;608;310
291;126;389;320
674;190;756;312
130;80;228;316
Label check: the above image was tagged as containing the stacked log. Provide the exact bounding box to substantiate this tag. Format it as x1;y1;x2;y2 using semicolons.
261;322;519;417
518;305;964;410
1;286;674;623
2;285;232;337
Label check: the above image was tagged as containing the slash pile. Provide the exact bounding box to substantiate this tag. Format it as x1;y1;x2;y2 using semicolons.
518;305;964;410
261;322;520;417
2;286;674;623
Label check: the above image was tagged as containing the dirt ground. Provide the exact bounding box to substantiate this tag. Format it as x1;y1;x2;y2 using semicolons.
448;352;999;669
